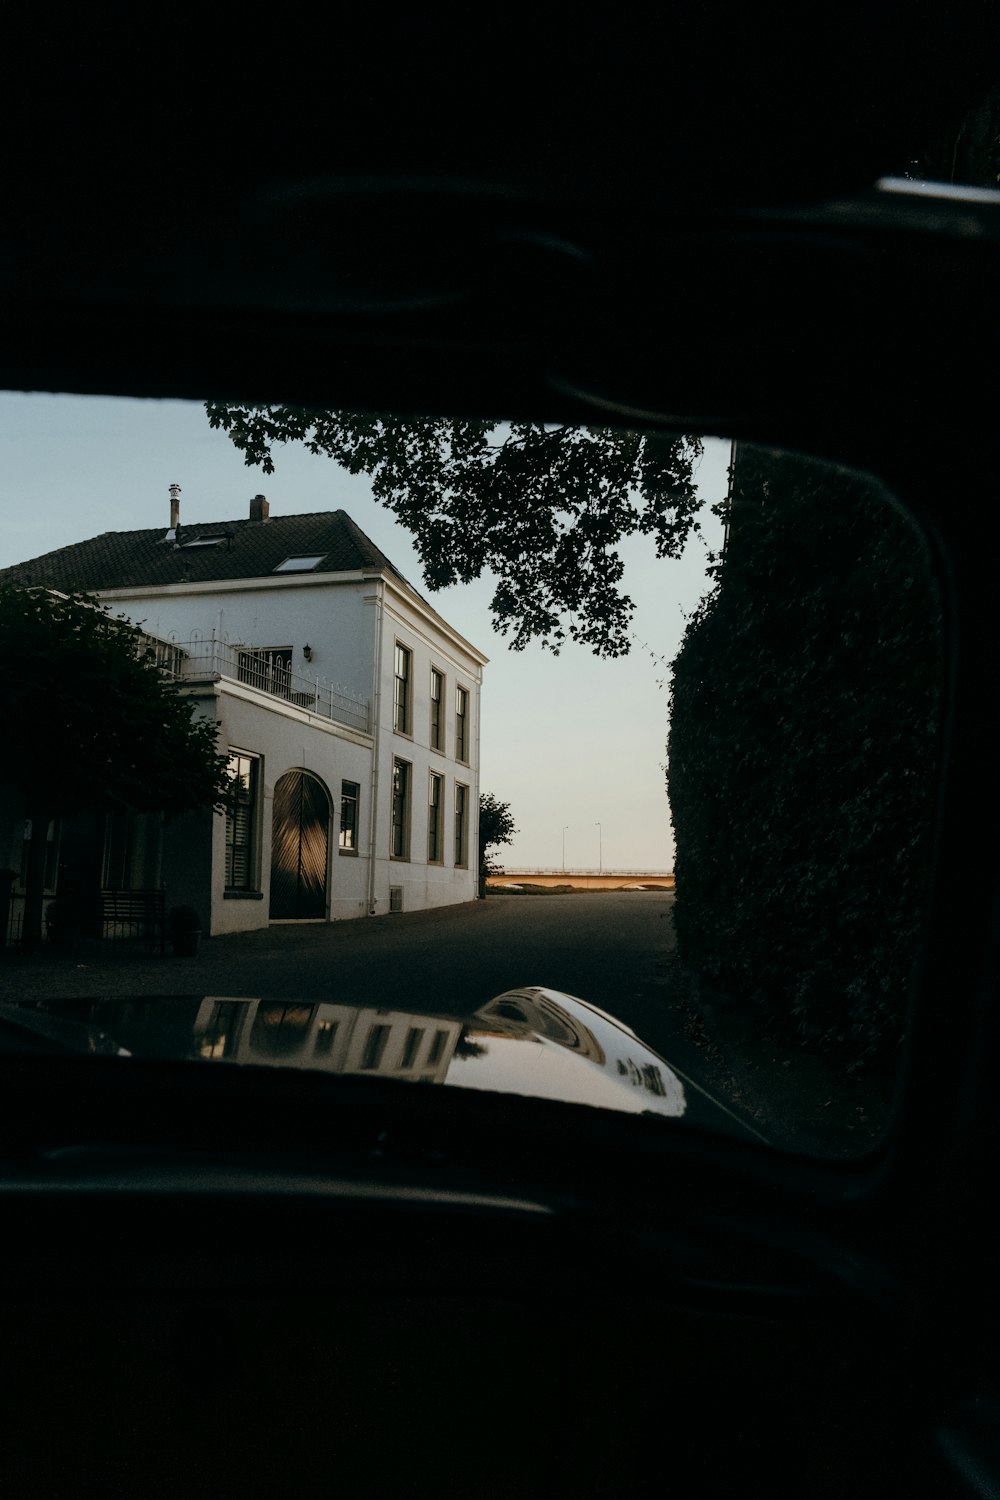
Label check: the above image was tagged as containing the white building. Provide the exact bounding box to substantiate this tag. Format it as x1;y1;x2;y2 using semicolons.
1;490;487;936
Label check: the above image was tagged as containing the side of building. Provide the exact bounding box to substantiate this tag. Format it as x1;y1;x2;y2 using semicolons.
0;496;487;941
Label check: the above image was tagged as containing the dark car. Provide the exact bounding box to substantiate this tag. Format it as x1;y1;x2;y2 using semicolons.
3;988;767;1139
2;11;1000;1498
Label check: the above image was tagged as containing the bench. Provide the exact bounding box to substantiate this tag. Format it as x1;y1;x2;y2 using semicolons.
99;889;167;954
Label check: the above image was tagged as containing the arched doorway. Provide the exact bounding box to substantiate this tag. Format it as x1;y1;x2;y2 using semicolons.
269;770;330;919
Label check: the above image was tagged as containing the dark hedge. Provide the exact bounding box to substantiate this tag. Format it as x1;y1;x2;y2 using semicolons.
667;447;943;1068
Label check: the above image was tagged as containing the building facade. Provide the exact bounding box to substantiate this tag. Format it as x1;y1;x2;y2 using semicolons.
1;493;487;937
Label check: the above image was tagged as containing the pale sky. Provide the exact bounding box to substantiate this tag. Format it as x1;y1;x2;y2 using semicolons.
0;392;728;870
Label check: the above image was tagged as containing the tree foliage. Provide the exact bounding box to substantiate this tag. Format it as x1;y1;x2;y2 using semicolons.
479;792;517;855
1;586;233;948
478;792;518;896
0;587;231;818
205;404;703;656
667;449;942;1067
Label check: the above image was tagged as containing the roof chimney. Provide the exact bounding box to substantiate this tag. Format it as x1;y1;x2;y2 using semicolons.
250;494;270;523
169;483;181;530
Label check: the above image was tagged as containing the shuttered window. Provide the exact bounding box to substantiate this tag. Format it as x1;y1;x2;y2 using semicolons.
226;753;258;889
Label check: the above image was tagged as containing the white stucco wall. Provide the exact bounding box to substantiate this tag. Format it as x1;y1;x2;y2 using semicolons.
178;681;374;935
372;578;485;915
96;565;487;928
190;997;463;1082
102;574;377;703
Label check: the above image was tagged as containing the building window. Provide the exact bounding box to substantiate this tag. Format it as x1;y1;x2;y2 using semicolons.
428;772;444;863
391;758;411;859
314;1019;338;1057
455;783;469;868
20;818;59;893
455;685;469;763
427;1029;449;1065
394;643;412;734
361;1023;391;1070
199;1000;246;1060
238;646;292;698
430;668;445;750
339;780;360;852
102;807;161;890
399;1027;425;1070
272;555;326;573
226;753;258;890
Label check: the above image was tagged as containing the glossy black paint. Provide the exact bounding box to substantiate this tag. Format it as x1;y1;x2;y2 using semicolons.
1;987;766;1143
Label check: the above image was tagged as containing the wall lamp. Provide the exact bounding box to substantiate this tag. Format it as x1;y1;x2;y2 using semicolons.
303;644;313;662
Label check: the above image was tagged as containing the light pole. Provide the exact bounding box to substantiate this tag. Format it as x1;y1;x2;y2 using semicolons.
562;825;569;872
595;822;602;875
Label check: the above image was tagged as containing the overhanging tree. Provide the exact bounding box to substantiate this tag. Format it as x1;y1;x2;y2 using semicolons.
0;587;232;951
205;405;704;657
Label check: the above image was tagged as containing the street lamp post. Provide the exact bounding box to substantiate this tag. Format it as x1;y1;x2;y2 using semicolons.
562;825;569;872
595;822;602;875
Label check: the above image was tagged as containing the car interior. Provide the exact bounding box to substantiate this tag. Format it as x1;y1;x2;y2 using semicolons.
2;11;1000;1497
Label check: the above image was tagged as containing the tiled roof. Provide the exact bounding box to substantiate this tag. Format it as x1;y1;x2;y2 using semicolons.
0;510;417;593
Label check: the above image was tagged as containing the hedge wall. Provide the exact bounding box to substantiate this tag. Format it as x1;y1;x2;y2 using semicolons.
667;447;943;1068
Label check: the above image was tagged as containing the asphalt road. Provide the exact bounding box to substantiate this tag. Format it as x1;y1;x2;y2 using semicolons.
3;892;703;1075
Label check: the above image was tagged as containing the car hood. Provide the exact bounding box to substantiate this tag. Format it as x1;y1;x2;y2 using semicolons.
5;989;765;1143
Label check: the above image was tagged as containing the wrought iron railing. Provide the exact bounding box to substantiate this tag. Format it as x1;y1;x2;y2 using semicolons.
138;631;189;678
168;638;372;734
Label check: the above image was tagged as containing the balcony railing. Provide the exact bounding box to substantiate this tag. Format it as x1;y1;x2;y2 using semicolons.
139;632;189;678
146;633;371;734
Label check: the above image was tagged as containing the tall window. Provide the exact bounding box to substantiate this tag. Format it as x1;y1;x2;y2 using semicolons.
102;807;159;890
399;1027;425;1069
198;1000;247;1060
394;643;412;734
428;772;444;863
361;1024;391;1070
456;685;469;763
430;668;445;750
339;780;360;852
391;758;411;859
455;783;469;868
226;753;258;889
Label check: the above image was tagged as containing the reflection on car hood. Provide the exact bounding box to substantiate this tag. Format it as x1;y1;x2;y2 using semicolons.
0;1003;129;1057
7;989;764;1141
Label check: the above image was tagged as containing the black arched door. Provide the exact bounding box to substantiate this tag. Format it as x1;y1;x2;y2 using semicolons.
269;771;330;919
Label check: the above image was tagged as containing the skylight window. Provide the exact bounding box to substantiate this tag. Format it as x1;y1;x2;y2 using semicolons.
273;555;326;572
180;536;227;548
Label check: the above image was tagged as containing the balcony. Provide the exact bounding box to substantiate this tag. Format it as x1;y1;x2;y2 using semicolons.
143;632;371;734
